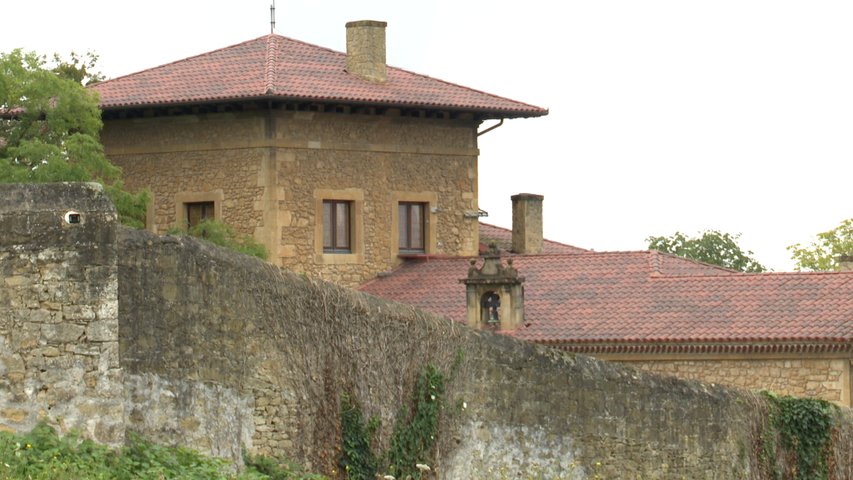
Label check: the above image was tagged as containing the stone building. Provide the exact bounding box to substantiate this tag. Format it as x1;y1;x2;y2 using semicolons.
91;21;546;286
361;194;853;406
88;20;852;407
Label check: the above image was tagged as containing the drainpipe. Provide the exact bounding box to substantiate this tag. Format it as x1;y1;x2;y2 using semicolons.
477;118;504;136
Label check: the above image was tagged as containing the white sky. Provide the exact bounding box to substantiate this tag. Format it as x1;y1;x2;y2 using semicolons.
4;1;853;271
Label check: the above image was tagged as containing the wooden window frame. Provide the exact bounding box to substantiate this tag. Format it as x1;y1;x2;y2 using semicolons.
174;190;224;231
185;201;215;229
313;188;364;265
323;200;352;253
398;202;426;253
390;191;437;257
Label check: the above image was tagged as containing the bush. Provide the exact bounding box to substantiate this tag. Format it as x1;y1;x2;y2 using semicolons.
170;219;268;260
0;423;324;479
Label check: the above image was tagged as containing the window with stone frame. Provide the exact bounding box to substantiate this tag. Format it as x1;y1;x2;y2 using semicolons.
185;201;215;229
323;200;352;253
398;202;426;253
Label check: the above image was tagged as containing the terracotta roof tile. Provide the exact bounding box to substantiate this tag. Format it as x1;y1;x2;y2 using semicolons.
478;222;588;254
91;35;547;119
359;250;853;347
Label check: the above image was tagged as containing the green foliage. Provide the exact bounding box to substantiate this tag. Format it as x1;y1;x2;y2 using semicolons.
340;364;447;480
170;219;268;260
386;364;445;479
761;392;836;480
339;394;378;480
0;49;148;228
0;423;325;479
646;230;767;272
243;450;327;480
787;218;853;271
51;51;105;86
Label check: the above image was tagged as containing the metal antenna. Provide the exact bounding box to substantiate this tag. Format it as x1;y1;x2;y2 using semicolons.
270;0;276;34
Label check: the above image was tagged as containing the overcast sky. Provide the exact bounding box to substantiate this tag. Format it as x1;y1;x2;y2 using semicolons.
4;1;853;271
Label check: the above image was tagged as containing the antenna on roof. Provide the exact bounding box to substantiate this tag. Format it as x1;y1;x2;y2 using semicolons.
270;0;276;34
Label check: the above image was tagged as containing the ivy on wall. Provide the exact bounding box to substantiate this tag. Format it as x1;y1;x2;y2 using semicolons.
759;391;837;480
339;364;446;480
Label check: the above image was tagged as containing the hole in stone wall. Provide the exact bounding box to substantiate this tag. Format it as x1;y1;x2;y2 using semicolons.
64;211;82;224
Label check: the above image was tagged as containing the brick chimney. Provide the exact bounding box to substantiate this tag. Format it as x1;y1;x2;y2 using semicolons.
511;193;544;254
345;20;387;83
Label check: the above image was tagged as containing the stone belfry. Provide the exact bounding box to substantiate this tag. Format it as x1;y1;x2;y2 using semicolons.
460;243;525;331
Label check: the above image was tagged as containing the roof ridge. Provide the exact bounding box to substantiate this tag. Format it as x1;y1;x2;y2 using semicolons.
651;250;738;274
264;35;278;94
270;35;547;114
383;65;548;114
647;250;663;276
651;269;853;280
479;221;589;251
92;34;273;88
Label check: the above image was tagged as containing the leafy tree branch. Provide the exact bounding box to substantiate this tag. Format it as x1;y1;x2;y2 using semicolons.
647;230;767;273
787;218;853;271
0;49;147;227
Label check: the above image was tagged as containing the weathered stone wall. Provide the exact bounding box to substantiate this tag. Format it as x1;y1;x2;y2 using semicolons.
101;113;267;237
3;183;853;479
0;183;124;445
625;357;852;406
101;109;480;286
116;228;853;479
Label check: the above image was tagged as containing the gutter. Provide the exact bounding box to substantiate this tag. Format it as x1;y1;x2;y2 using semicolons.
476;118;504;136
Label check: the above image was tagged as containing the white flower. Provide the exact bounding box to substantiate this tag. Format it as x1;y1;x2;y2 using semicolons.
383;475;396;480
462;401;467;409
430;394;436;400
416;463;431;472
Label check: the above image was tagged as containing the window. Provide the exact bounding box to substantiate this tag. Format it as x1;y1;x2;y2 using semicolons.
398;202;426;252
323;200;352;253
313;189;363;264
186;201;215;228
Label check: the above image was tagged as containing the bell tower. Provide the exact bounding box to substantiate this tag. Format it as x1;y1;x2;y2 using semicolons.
460;243;525;331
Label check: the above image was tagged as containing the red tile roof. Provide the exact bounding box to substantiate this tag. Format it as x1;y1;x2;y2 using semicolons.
359;250;853;352
91;35;547;119
479;222;588;254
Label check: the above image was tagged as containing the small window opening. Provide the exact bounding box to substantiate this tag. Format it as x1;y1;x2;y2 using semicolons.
323;200;352;253
480;291;500;326
64;211;81;224
398;202;426;253
186;201;215;229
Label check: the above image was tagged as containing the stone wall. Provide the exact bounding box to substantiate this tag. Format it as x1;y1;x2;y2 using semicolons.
3;183;853;479
101;108;480;287
0;183;124;445
116;227;853;479
626;357;851;406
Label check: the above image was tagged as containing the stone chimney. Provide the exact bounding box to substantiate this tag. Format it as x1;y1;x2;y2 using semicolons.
345;20;387;83
511;193;544;254
839;255;853;272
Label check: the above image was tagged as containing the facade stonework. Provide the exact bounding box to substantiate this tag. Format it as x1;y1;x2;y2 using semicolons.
622;356;852;406
2;184;853;479
0;184;124;445
102;109;479;286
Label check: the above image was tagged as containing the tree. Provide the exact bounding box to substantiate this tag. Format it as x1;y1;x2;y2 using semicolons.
787;218;853;271
646;230;767;273
0;49;147;227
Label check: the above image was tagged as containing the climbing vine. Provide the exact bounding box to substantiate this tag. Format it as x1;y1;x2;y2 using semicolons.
339;393;378;480
386;364;445;479
760;391;836;480
339;364;447;480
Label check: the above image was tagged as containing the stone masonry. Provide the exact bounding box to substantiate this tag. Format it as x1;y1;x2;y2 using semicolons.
2;183;852;479
0;183;124;445
101;108;480;287
629;357;851;405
